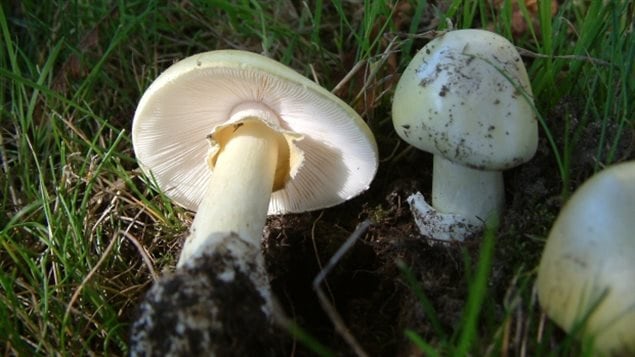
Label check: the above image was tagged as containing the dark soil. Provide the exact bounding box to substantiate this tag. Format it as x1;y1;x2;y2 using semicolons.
262;96;634;356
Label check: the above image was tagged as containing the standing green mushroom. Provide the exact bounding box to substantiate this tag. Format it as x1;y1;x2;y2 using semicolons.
392;29;538;241
130;50;378;355
537;161;635;356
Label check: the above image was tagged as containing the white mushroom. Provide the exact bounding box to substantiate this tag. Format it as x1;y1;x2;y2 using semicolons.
133;50;378;266
130;50;378;355
536;161;635;356
392;29;538;241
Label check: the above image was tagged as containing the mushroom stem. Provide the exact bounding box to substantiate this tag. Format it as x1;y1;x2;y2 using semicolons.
432;155;504;227
179;120;279;266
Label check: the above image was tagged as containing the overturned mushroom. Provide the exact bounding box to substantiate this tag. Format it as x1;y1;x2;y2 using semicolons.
130;50;378;355
392;29;538;241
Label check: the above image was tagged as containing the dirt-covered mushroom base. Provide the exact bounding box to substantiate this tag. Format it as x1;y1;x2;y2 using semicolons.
129;233;283;356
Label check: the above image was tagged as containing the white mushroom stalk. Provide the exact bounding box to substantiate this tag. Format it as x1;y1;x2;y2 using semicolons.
431;156;504;228
536;161;635;356
179;105;300;269
392;29;537;241
179;119;281;307
130;50;378;355
408;155;503;241
178;104;303;305
184;120;278;263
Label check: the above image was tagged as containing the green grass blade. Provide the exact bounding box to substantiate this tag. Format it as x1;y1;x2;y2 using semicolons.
454;220;497;355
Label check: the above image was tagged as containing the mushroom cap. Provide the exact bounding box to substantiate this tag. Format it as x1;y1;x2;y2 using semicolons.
536;161;635;355
132;50;378;214
392;29;538;170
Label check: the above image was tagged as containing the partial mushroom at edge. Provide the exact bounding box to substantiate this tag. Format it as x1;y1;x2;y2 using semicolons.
536;161;635;356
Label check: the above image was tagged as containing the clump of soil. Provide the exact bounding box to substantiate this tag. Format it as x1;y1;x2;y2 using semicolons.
130;233;282;356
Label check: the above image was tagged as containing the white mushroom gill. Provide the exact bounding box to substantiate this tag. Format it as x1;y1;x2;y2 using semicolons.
132;54;377;215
